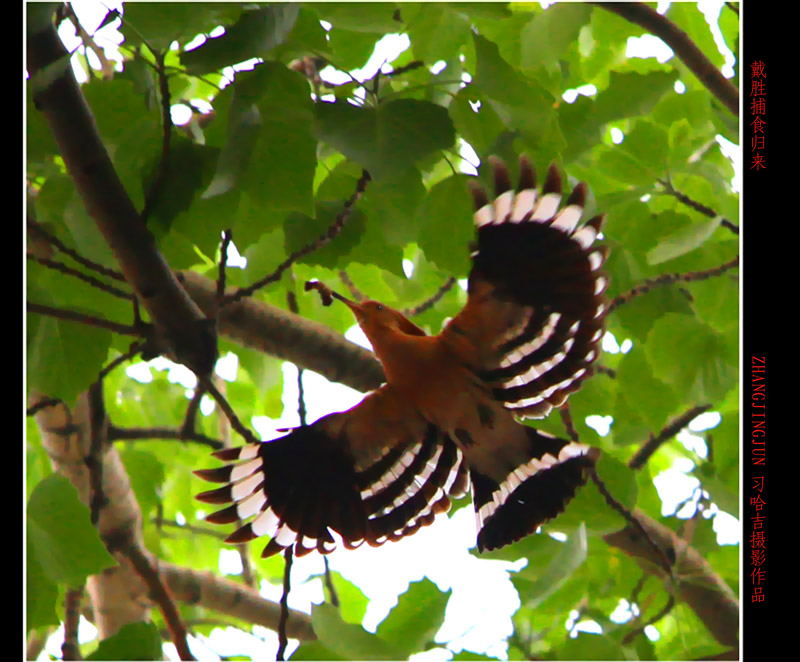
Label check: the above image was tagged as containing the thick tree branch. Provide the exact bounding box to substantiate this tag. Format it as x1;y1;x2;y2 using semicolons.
595;3;738;116
31;391;316;646
179;270;385;393
603;510;739;648
160;562;315;641
26;19;217;377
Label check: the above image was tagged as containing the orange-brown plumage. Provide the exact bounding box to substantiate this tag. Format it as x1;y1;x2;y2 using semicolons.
197;157;609;557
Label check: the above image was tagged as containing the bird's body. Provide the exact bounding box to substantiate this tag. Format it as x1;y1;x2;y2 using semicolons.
196;156;609;556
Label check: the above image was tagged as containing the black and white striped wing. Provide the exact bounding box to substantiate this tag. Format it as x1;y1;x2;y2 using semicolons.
195;386;469;558
449;156;609;419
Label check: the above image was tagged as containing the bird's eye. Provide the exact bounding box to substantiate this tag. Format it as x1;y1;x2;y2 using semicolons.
375;304;384;311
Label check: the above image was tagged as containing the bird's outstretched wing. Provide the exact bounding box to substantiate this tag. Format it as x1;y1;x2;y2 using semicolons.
443;157;609;419
195;385;468;558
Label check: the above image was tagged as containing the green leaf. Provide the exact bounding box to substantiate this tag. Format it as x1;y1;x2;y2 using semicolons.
361;167;426;246
520;3;592;71
316;3;401;33
376;579;450;657
27;474;116;587
406;4;471;64
449;88;505;159
26;314;112;407
86;621;163;661
202;99;262;200
143;139;219;234
230;62;317;215
415;174;474;276
645;313;737;403
472;33;558;153
647;216;723;265
291;641;344;661
556;632;624;661
181;5;300;74
311;603;402;660
594;71;680;125
121;3;243;50
558;453;636;535
615;347;678;433
514;524;587;608
313;99;455;180
26;534;59;630
121;449;165;519
320;571;369;625
327;29;383;71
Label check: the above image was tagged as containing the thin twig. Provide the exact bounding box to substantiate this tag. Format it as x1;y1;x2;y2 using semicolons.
405;276;457;317
27;301;141;336
117;540;195;661
337;270;366;302
286;289;308;426
27;254;136;300
26;219;126;282
595;365;616;379
26;398;64;417
217;230;233;310
97;342;144;381
629;404;712;471
559;404;580;444
276;547;294;661
179;383;207;440
323;557;339;608
62;587;84;660
383;60;424;77
622;594;676;645
588;468;674;577
151;516;228;539
198;375;259;444
108;425;224;450
658;179;739;235
140;50;173;225
86;380;108;526
608;256;739;313
224;169;371;306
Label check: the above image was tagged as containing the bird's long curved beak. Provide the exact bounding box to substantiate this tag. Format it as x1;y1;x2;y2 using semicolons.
329;290;367;321
306;280;366;322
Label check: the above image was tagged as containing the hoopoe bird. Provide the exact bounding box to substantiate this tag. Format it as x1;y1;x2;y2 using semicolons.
195;156;609;557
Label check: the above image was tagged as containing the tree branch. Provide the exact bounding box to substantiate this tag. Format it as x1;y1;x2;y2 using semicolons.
140;50;173;226
603;510;738;648
595;3;738;116
27;254;136;300
115;539;195;660
629;404;712;471
27;301;141;336
404;276;457;317
223;169;371;306
658;179;739;235
160;562;315;640
608;256;739;313
27;20;217;376
179;270;385;393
